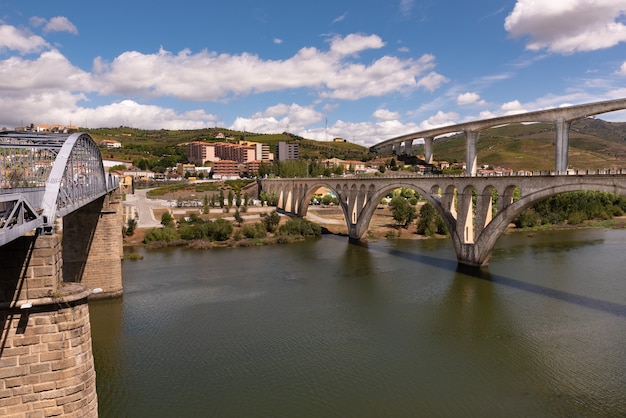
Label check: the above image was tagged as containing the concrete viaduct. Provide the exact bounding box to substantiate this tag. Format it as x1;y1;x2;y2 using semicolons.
0;132;122;417
260;98;626;268
370;98;626;175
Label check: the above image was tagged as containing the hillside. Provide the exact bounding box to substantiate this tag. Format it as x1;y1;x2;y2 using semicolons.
412;119;626;171
87;118;626;171
88;127;371;163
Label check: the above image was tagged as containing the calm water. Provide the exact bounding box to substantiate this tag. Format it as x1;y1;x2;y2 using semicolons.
90;229;626;417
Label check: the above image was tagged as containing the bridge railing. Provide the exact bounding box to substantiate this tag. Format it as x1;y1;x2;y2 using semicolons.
267;168;626;182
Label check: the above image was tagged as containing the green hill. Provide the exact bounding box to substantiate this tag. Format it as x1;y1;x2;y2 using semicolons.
87;118;626;171
88;127;371;163
411;119;626;171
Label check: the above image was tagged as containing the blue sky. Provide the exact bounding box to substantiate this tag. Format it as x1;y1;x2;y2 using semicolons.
1;0;626;146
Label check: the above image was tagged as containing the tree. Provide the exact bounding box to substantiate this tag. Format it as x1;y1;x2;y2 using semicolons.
203;195;210;214
161;211;174;227
388;195;417;228
234;209;244;226
124;218;137;236
261;210;281;232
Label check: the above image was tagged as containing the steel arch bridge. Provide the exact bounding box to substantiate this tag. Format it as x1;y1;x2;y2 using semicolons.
0;131;119;247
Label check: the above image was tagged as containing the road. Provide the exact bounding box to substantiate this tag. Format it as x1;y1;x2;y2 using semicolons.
123;189;169;228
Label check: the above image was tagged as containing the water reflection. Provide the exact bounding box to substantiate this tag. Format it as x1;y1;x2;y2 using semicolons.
91;230;626;417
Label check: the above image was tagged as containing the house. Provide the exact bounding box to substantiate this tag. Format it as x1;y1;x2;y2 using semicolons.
99;139;122;148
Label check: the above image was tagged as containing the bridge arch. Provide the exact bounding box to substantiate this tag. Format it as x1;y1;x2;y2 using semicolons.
261;173;626;267
470;182;626;266
40;132;117;231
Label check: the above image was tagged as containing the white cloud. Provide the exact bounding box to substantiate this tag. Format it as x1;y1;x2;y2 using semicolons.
273;38;283;45
332;13;348;24
419;111;460;130
78;100;218;130
0;50;92;91
93;34;443;102
328;33;385;56
42;16;78;34
300;118;420;146
457;92;486;106
415;70;449;92
617;62;626;76
372;108;401;120
233;103;323;133
500;100;527;115
0;24;451;133
504;0;626;53
0;24;49;54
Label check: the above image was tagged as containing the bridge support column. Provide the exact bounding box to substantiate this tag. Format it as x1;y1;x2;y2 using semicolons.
424;137;434;164
0;234;98;417
555;117;570;173
465;130;479;176
62;190;123;298
404;140;413;155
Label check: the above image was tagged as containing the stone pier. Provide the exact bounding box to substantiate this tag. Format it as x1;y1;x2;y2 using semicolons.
0;234;98;417
62;190;123;298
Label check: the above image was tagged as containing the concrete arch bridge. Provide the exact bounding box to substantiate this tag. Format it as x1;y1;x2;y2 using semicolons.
259;171;626;267
370;98;626;175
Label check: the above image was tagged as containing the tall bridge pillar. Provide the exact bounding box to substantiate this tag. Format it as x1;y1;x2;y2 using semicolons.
0;234;98;417
423;136;434;164
465;130;479;176
555;117;570;173
62;190;123;298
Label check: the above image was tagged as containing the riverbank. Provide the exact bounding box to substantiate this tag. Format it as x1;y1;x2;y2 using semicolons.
122;199;626;251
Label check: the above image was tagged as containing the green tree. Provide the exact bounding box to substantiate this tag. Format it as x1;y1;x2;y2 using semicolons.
261;210;281;233
124;218;137;236
388;195;417;228
414;203;447;236
234;209;244;226
161;211;174;227
203;194;209;214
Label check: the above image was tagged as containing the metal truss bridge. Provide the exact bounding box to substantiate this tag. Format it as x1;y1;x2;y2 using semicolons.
0;131;119;247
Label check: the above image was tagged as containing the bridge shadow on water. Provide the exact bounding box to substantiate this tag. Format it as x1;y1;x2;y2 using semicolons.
357;240;626;318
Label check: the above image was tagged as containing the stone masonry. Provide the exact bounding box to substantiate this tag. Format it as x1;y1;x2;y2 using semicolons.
62;190;123;298
0;234;98;417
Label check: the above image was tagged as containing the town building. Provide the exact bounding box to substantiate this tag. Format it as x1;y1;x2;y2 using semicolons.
275;141;299;161
213;160;240;179
99;139;122;148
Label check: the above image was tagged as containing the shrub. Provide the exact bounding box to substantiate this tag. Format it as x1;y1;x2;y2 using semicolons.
144;226;180;243
210;218;233;241
567;211;584;225
278;218;322;237
242;223;267;239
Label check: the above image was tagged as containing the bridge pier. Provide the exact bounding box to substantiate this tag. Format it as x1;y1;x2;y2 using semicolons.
0;234;98;417
555;117;570;173
423;136;434;164
62;190;123;298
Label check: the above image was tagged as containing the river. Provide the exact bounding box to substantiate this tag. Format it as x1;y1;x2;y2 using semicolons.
90;228;626;417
